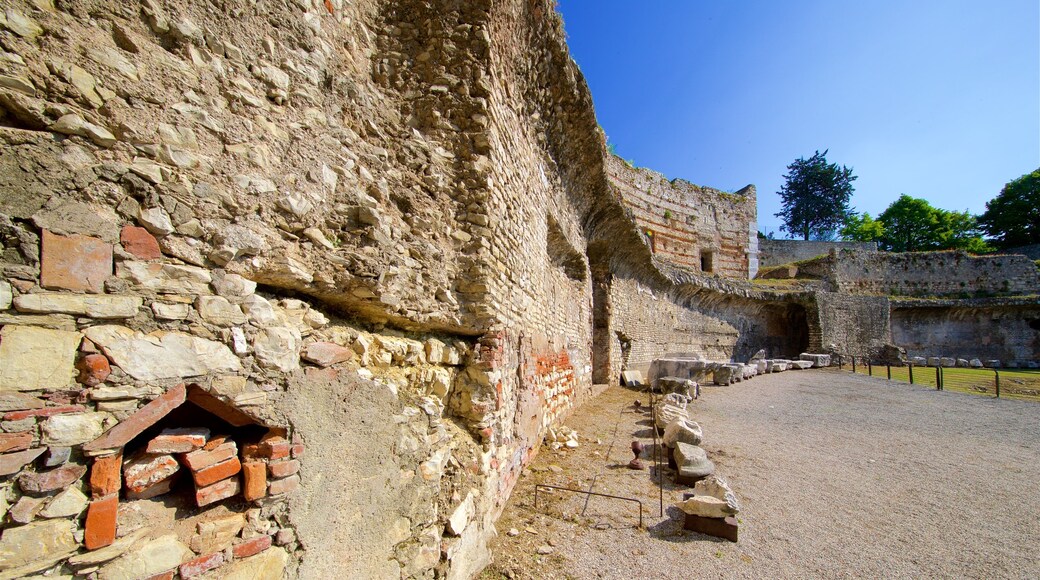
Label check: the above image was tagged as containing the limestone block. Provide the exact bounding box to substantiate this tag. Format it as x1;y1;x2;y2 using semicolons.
241;294;280;326
940;357;956;368
984;360;1001;368
713;365;736;386
675;494;733;518
693;474;741;514
253;326;302;372
41;412;111;446
98;534;193;580
911;357;927;366
195;296;246;326
211;272;257;299
654;400;689;430
655;376;696;399
798;353;832;368
790;361;814;370
0;325;81;391
0;519;78;575
927;357;941;367
39;485;89;518
84;325;241;380
151;302;191;320
14;293;142;318
663;417;703;448
218;545;287;580
673;442;715;482
969;359;983;368
1;280;12;310
117;261;212;294
446;491;475;536
756;359;768;373
137;207;174;236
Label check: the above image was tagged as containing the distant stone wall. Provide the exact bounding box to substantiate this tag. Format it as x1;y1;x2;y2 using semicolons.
606;156;757;279
891;303;1040;363
758;240;877;268
831;250;1040;297
815;292;892;356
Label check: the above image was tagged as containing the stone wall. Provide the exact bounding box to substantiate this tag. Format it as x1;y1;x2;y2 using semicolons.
757;239;877;268
830;250;1040;297
891;301;1040;363
606;156;757;279
815;292;892;357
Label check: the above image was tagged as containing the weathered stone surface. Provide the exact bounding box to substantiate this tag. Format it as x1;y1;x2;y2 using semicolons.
69;526;150;567
40;230;112;293
241;294;280;326
653;400;689;430
0;325;81;392
39;485;89;518
8;495;45;523
42;446;72;467
675;494;733;518
98;534;193;580
210;271;256;298
268;473;300;495
116;261;212;294
15;293;142;318
655;376;697;399
84;326;241;380
151;302;191;320
693;474;741;514
190;512;246;554
940;357;956;368
41;412;111;446
798;353;832;368
301;341;354;367
0;431;32;453
674;442;715;482
18;464;88;495
220;545;287;580
0;281;11;310
0;447;46;476
0;519;78;574
969;358;984;368
446;491;475;536
663;417;704;448
713;365;738;386
790;360;814;370
137;207;175;236
253;326;302;372
0;392;45;412
195;296;246;326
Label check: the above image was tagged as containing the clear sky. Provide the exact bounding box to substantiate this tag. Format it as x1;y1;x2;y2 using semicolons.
556;0;1040;238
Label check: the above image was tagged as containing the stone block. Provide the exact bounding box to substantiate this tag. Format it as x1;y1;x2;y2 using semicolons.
674;442;715;485
301;341;354;367
41;412;110;446
984;360;1001;368
85;494;119;550
39;485;88;518
713;365;736;386
663;418;703;448
42;446;71;467
798;353;832;368
40;230;112;293
0;392;45;412
196;476;240;507
220;545;287;579
195;296;246;326
655;376;696;399
9;495;46;523
0;518;78;572
0;325;81;392
911;357;927;366
192;457;241;487
956;358;970;368
682;513;738;542
927;357;941;367
969;358;984;368
84;326;241;381
14;293;142;318
18;464;87;495
191;512;246;554
97;534;193;579
232;534;272;559
0;431;32;453
120;225;162;260
116;261;212;294
940;357;956;368
0;280;10;310
0;447;46;476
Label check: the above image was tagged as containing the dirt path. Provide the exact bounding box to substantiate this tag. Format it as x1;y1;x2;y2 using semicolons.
483;370;1040;579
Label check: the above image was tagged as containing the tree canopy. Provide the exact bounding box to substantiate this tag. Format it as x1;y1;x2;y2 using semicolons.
978;168;1040;249
840;194;991;253
775;150;857;241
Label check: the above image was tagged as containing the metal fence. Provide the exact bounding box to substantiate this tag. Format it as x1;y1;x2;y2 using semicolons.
833;357;1040;403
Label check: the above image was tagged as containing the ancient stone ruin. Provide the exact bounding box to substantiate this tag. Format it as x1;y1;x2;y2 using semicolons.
0;0;1037;578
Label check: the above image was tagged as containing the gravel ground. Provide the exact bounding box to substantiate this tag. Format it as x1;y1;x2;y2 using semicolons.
483;369;1040;579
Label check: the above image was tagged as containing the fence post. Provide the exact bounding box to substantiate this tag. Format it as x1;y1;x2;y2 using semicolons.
887;364;892;380
868;361;872;377
909;363;914;385
852;356;856;373
995;370;1000;398
936;366;941;391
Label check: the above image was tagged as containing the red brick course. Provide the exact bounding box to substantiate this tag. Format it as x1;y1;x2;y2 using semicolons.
267;474;300;495
83;384;186;452
241;461;267;501
90;451;123;498
182;441;236;471
3;405;87;421
196;477;240;507
232;535;272;559
267;459;299;479
179;552;225;578
124;453;180;493
125;473;179;500
192;457;241;488
147;428;208;454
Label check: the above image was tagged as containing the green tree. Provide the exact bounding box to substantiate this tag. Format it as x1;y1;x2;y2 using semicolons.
775;150;857;240
875;194;991;253
840;212;884;243
978;168;1040;249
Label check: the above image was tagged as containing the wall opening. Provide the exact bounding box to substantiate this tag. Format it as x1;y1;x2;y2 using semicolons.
700;250;713;273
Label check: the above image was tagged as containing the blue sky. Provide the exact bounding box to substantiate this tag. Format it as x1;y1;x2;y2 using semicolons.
556;1;1040;238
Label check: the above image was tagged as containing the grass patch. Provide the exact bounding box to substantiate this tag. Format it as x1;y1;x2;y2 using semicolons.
848;365;1040;402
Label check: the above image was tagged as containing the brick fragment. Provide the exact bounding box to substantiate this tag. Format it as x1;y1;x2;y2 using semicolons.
203;434;231;451
83;383;186;452
192;456;241;488
76;354;112;387
124;453;180;492
85;494;118;550
126;473;179;500
260;431;289;460
3;405;87;421
18;464;87;495
0;432;32;453
144;572;175;580
267;459;299;479
185;385;255;427
120;225;162;260
291;444;304;458
241;461;267;501
90;451;123;498
147;427;210;454
40;230;112;293
196;477;240;507
180;552;225;578
301;341;354;367
232;535;272;559
267;474;300;496
182;441;237;471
